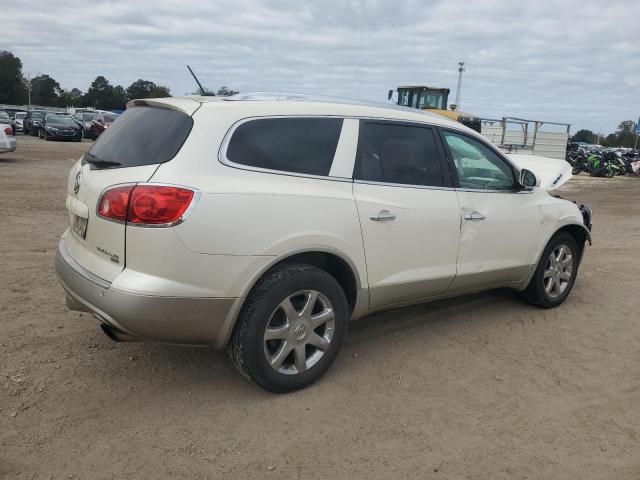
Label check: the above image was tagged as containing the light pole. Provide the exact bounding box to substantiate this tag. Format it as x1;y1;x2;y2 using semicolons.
454;61;465;109
27;73;31;110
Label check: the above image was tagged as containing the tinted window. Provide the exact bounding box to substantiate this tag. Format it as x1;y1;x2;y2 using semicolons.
442;130;515;191
354;122;445;187
84;107;193;169
226;117;343;176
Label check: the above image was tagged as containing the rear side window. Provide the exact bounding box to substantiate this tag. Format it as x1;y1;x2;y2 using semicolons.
354;121;445;187
226;117;343;176
84;107;193;169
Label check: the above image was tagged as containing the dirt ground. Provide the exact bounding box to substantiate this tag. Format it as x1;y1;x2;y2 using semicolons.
1;135;639;479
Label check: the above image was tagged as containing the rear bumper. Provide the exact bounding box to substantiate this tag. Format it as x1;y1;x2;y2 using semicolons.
0;136;17;153
55;238;236;347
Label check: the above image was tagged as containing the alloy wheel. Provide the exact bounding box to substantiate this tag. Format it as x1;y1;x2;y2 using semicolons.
263;290;335;375
543;244;573;298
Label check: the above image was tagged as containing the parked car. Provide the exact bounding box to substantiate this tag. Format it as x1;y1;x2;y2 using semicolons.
72;111;97;138
39;114;83;141
0;111;16;135
14;111;27;132
22;110;47;136
88;112;119;140
55;94;592;392
0;121;17;154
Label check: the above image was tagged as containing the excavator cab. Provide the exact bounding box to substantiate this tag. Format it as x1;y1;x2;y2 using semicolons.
388;85;481;133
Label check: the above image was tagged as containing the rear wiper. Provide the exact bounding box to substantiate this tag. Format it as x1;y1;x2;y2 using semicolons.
83;153;121;169
87;160;122;169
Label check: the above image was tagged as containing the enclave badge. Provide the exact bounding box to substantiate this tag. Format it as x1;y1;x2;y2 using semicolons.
73;171;82;194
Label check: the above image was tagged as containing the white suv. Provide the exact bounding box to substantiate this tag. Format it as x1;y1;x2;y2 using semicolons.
55;94;592;392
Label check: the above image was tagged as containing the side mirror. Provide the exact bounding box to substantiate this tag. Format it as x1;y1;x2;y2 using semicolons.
519;168;539;188
387;89;393;101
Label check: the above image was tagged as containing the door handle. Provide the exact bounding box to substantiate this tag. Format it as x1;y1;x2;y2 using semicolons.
464;211;486;221
370;210;396;221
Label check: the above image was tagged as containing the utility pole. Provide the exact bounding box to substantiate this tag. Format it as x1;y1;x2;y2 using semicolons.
27;73;32;110
454;61;465;109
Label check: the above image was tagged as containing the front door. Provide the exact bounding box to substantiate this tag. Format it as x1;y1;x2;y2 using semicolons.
352;120;461;309
439;129;541;292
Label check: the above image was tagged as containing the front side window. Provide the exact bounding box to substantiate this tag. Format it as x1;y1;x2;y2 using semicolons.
442;130;515;191
226;117;343;176
354;121;445;187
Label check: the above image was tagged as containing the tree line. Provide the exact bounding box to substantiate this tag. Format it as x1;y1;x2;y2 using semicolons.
0;50;172;110
571;121;639;149
1;50;240;110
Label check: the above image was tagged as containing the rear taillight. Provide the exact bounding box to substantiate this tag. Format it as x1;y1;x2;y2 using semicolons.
97;185;134;222
97;185;195;225
4;127;12;136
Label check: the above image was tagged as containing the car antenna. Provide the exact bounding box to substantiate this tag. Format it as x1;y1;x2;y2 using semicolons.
187;65;214;96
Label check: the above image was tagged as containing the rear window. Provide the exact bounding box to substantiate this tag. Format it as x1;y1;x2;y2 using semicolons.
84;107;193;169
226;117;343;176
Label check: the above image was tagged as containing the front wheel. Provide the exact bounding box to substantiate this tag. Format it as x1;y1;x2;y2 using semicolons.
229;263;349;393
523;233;579;308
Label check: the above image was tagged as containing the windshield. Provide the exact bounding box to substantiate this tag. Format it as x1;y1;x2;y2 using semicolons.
15;112;27;119
32;111;46;119
418;91;447;109
49;116;76;126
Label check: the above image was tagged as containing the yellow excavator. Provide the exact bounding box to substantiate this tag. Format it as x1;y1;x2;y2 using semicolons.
388;85;481;132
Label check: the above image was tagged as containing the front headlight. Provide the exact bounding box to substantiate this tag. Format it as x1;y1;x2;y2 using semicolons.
48;126;58;131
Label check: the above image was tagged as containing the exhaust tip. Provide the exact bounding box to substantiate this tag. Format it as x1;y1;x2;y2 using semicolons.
100;323;139;342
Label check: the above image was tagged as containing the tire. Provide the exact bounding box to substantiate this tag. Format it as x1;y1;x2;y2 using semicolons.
523;232;580;308
229;263;349;393
606;169;614;178
571;167;581;175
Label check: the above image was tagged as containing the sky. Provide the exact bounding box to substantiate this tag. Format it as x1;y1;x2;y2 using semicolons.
4;0;640;133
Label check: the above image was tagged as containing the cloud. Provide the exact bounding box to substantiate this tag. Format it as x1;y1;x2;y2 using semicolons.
5;0;640;132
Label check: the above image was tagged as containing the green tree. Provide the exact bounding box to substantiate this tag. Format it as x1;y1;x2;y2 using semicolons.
615;120;637;148
126;79;171;100
0;51;26;104
571;129;596;144
30;74;61;106
83;76;112;108
57;88;84;107
83;76;127;110
216;86;239;96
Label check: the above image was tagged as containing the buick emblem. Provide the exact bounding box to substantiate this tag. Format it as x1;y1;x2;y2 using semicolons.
73;171;82;194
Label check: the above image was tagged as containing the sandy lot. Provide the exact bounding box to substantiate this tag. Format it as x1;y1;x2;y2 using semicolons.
1;135;639;479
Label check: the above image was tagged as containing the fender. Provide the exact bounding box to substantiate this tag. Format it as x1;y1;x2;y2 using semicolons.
519;220;591;291
215;245;368;349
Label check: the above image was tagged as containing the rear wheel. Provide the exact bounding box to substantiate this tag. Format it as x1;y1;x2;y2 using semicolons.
523;233;579;308
229;263;349;393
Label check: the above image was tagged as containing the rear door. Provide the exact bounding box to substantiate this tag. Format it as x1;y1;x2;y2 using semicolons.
63;104;195;282
352;120;460;309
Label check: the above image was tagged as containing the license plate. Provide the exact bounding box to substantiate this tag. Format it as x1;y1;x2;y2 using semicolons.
72;215;88;239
